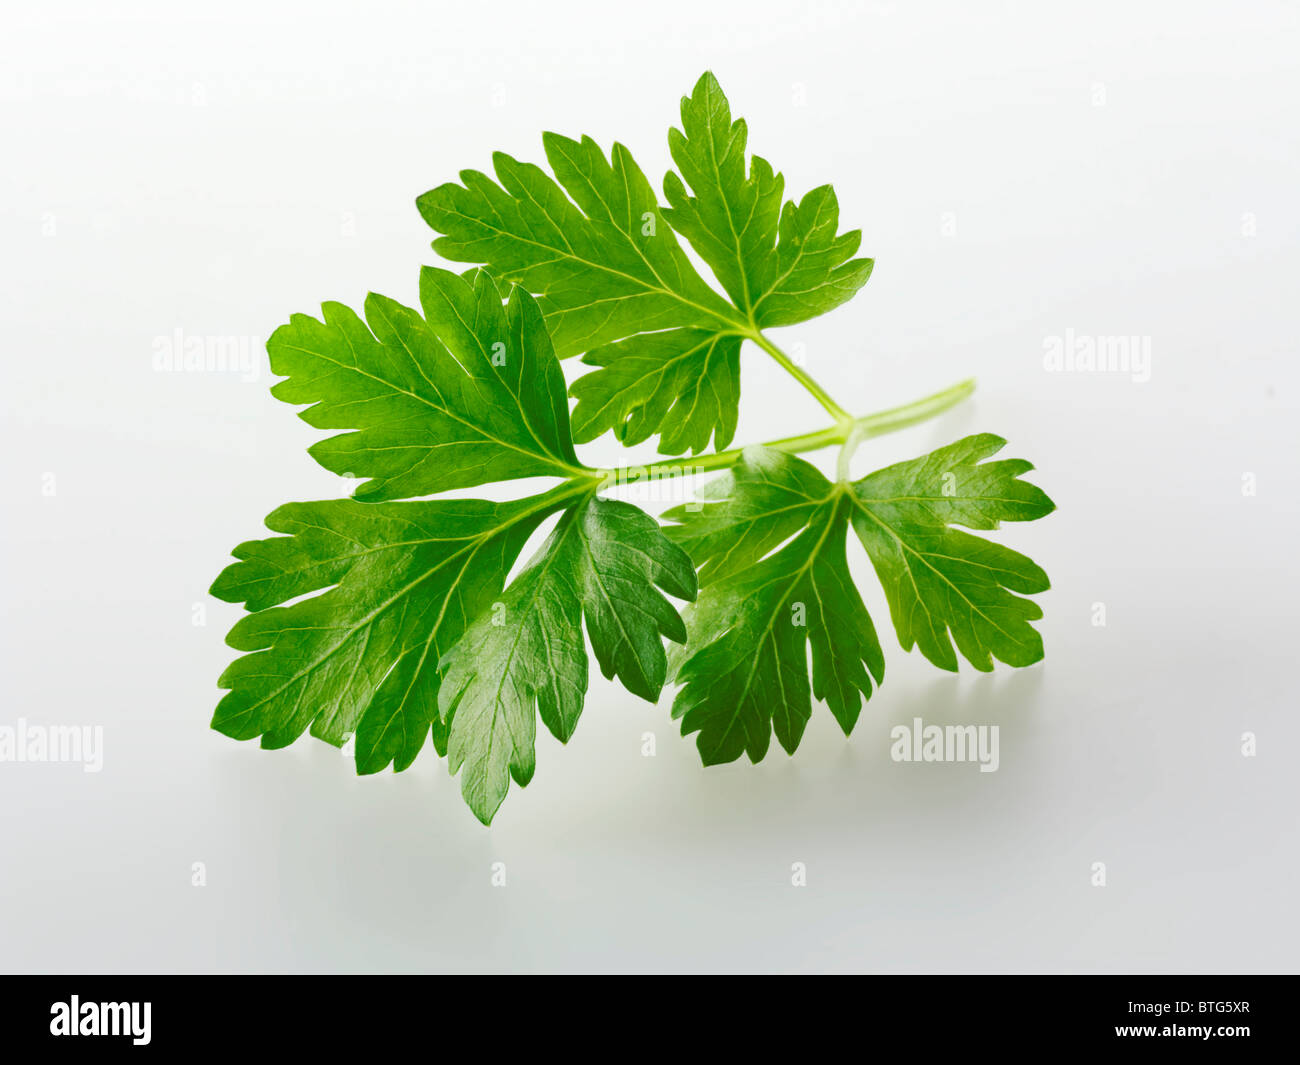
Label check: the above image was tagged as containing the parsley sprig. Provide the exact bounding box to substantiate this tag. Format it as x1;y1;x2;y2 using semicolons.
212;73;1054;823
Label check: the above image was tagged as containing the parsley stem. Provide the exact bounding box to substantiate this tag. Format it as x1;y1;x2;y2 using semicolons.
595;377;975;487
848;375;976;444
747;331;854;425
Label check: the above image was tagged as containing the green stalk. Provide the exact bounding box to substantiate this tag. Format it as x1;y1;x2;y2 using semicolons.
858;377;976;432
747;331;854;425
595;377;975;487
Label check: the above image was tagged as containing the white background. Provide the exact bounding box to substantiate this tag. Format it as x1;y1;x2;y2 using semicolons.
2;0;1297;973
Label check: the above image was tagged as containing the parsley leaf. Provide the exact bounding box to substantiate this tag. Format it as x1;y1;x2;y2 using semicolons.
663;449;884;765
663;436;1053;765
439;496;694;822
416;71;870;456
849;433;1056;672
210;491;564;760
568;329;741;455
266;267;582;502
416;134;737;356
212;270;696;823
663;72;874;327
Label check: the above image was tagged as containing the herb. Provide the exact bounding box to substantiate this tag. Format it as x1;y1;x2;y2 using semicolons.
213;72;1054;823
211;269;694;824
662;438;1053;765
418;73;871;453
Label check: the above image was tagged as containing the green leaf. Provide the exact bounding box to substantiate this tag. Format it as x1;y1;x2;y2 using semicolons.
568;328;741;454
662;72;874;328
416;72;872;456
663;436;1056;766
848;434;1056;672
416;132;742;457
211;491;562;756
213;275;698;823
663;448;885;765
416;135;738;357
439;496;695;823
266;266;580;502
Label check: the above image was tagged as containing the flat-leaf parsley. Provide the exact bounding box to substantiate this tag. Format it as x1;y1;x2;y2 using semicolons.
213;73;1054;823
